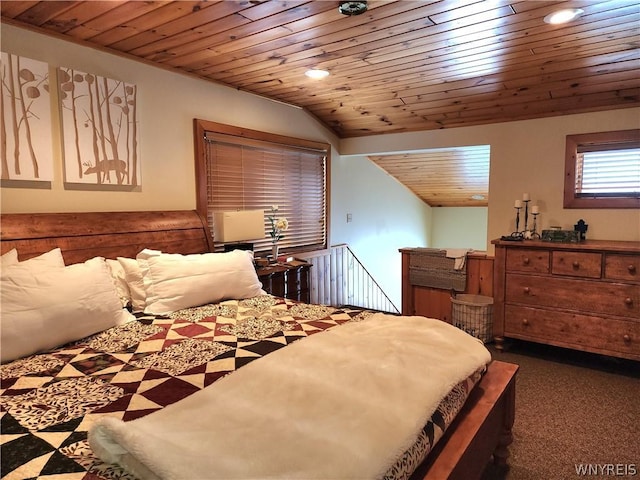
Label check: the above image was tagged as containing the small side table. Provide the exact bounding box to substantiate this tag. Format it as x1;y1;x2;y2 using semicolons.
256;260;311;302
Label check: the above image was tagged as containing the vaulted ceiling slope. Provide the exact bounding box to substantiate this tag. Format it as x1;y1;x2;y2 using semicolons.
370;145;491;207
2;1;639;139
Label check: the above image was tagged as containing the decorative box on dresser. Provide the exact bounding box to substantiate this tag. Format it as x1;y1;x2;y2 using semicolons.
492;239;640;361
256;261;311;303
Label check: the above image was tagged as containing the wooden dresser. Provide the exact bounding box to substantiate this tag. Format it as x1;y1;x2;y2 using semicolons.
492;239;640;360
256;261;311;303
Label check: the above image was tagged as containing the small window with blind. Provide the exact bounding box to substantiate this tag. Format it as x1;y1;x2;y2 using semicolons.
564;129;640;209
194;119;329;254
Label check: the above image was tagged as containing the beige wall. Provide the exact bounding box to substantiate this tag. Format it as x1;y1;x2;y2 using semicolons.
1;24;338;214
431;207;488;251
331;154;431;307
341;108;640;253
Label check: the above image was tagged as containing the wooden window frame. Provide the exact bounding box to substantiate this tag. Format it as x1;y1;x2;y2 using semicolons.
193;118;331;251
564;129;640;209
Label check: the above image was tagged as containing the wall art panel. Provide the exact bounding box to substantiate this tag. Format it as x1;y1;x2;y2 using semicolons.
0;52;53;187
59;68;140;190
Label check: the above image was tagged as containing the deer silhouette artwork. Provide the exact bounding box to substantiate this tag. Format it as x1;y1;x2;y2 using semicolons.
83;159;127;184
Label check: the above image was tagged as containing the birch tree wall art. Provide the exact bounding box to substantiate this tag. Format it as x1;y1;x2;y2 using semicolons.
0;52;53;187
59;68;140;190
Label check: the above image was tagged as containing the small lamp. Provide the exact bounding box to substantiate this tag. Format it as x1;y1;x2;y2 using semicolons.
213;210;265;252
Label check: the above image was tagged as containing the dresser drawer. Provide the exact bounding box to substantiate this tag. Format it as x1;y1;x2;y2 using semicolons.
505;273;640;319
605;254;640;283
552;251;602;278
506;249;549;273
505;304;639;359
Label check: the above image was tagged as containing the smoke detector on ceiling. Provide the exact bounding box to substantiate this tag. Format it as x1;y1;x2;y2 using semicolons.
338;1;368;16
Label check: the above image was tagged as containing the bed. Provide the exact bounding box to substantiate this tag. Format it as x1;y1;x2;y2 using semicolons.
0;210;518;480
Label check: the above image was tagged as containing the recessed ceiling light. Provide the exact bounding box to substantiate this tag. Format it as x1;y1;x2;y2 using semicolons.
471;194;485;200
305;69;330;79
543;8;584;25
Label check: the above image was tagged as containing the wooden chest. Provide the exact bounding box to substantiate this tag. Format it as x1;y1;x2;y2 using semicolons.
492;239;640;360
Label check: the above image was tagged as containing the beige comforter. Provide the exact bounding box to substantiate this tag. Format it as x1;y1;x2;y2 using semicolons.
89;313;491;480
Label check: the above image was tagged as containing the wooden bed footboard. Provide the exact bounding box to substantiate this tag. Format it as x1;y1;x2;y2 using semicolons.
413;360;518;480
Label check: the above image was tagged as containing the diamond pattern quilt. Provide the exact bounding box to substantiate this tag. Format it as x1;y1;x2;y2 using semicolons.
1;296;481;480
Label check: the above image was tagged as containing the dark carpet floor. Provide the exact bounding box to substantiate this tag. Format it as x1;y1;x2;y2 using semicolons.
480;340;639;480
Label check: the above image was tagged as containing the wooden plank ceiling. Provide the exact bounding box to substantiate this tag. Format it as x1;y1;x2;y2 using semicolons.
2;0;638;207
370;145;490;206
2;0;638;139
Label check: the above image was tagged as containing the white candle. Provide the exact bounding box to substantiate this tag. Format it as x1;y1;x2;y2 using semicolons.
523;193;530;201
514;200;522;208
531;205;539;214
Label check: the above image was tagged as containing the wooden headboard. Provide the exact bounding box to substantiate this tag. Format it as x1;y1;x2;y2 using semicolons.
0;210;214;264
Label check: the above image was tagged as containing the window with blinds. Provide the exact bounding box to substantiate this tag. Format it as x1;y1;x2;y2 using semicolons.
576;145;640;196
202;129;328;253
564;129;640;209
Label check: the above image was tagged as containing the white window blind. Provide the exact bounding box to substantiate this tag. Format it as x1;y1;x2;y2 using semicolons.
576;143;640;197
205;132;327;253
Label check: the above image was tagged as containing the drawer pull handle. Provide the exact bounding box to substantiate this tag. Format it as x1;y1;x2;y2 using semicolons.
523;257;530;265
572;261;580;268
623;334;631;343
523;287;531;294
522;319;529;326
624;297;633;305
628;265;637;273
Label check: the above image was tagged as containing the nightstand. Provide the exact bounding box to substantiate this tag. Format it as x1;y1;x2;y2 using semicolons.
256;260;311;302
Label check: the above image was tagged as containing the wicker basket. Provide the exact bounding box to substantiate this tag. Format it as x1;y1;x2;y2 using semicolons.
451;294;493;343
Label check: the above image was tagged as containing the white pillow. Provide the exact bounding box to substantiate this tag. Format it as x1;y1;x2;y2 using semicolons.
106;259;132;308
1;256;134;363
117;251;161;312
1;249;19;268
3;247;65;270
138;249;265;315
32;248;65;267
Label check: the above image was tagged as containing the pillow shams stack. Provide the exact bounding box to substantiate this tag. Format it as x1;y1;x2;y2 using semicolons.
137;249;265;315
1;246;266;362
116;253;160;312
105;259;134;308
1;250;134;363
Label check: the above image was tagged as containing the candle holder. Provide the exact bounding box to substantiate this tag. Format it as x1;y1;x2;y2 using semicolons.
510;206;524;238
530;212;541;239
522;199;531;234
